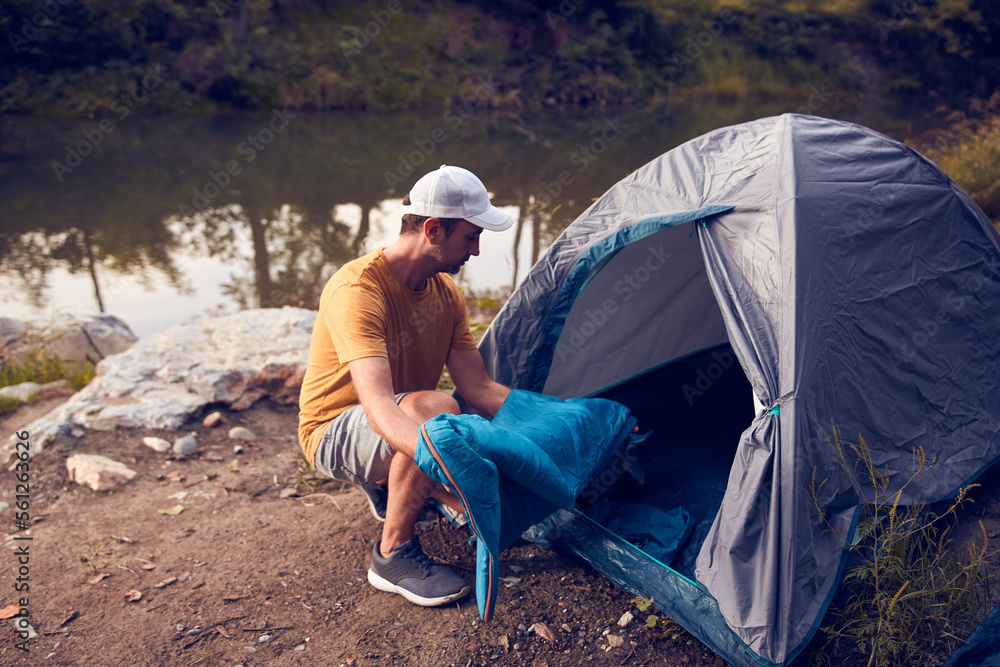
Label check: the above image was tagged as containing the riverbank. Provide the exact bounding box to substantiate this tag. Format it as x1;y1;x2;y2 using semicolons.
2;1;997;117
0;384;730;667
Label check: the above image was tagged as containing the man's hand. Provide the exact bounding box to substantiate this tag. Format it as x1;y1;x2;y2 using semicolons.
446;347;510;419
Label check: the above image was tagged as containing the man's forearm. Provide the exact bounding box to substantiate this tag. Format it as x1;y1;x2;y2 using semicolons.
465;380;511;420
362;396;420;458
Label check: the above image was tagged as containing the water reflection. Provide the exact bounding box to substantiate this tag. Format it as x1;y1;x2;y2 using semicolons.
0;104;940;336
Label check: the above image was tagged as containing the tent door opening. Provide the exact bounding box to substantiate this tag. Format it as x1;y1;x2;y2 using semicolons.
592;343;755;578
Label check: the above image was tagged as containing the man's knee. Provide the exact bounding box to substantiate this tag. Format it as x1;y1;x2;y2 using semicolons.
400;390;460;421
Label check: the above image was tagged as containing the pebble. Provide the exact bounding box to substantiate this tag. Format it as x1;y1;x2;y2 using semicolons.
11;620;38;639
173;434;198;457
294;644;306;651
618;611;634;627
143;437;172;453
229;426;256;441
259;634;271;642
176;624;185;632
202;411;224;427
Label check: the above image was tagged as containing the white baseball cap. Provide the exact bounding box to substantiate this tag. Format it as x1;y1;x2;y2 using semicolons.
401;165;514;232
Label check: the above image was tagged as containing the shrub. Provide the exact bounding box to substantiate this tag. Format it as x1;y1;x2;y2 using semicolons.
807;428;996;667
910;92;1000;228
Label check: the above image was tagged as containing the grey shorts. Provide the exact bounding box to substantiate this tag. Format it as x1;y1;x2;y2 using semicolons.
312;393;409;486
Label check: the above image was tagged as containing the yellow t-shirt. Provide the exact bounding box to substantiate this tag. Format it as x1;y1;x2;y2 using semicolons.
297;249;478;465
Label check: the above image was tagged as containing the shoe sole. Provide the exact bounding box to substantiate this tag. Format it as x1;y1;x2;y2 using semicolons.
367;568;471;607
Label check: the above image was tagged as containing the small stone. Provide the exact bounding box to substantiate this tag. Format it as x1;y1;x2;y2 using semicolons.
618;611;634;627
71;427;85;438
186;627;202;636
202;411;224;428
513;643;521;651
143;437;172;453
176;624;185;632
228;426;256;441
607;634;624;648
533;622;557;643
259;634;271;643
294;643;306;651
173;434;198;458
561;624;572;633
10;620;38;639
66;454;137;491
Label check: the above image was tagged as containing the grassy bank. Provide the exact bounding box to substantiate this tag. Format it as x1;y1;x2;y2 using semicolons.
1;0;997;116
909;92;1000;226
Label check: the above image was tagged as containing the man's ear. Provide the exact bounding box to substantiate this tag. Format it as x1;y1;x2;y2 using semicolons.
423;217;444;244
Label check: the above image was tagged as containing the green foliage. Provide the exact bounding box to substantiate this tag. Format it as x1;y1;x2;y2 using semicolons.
292;454;328;496
0;395;24;417
0;345;96;391
807;428;996;667
436;367;455;394
863;0;1000;100
80;537;116;574
0;325;97;415
631;595;691;641
910;92;1000;227
3;0;996;115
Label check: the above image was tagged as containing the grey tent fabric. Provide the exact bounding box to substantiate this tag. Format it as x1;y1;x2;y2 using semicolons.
473;114;1000;665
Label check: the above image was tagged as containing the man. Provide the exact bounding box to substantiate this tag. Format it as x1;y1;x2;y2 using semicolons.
298;165;513;607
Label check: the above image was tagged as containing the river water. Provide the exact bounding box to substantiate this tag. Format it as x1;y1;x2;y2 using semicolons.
0;101;940;337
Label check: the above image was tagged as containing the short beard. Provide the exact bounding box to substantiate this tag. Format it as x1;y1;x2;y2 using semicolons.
430;246;465;275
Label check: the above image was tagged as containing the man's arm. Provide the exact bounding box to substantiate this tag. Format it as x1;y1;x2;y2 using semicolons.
348;356;420;458
446;347;510;419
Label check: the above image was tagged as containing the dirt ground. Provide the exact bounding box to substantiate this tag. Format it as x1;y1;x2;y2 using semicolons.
2;393;999;667
0;394;729;667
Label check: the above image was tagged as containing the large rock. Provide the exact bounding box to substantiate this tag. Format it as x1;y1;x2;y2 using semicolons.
0;313;137;370
3;308;315;461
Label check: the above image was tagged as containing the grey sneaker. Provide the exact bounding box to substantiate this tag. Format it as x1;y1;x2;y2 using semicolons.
367;536;471;606
358;482;387;523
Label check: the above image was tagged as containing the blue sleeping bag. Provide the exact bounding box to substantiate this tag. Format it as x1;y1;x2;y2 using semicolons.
414;389;637;620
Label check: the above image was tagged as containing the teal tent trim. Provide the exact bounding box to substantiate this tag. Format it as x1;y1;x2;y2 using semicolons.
525;507;777;667
522;205;734;393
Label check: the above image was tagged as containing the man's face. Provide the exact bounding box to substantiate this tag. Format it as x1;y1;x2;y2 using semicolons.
432;219;483;275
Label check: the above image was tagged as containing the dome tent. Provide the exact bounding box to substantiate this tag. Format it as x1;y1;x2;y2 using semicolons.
473;114;1000;665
